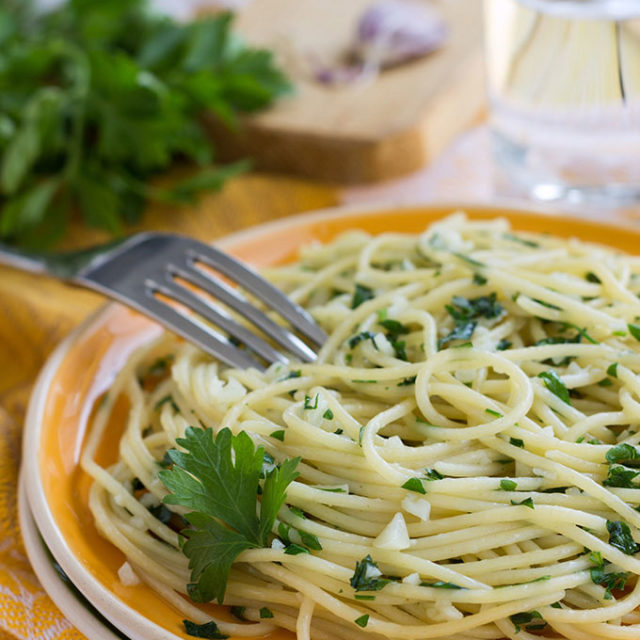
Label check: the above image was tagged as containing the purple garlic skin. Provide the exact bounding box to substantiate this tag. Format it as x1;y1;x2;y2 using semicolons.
356;0;448;68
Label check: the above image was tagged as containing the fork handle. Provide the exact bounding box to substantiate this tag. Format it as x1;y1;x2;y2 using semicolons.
0;243;51;276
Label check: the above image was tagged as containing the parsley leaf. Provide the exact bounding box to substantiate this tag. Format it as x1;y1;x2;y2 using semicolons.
159;427;300;603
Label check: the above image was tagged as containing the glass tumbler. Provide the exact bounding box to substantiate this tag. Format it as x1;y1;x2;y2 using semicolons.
484;0;640;208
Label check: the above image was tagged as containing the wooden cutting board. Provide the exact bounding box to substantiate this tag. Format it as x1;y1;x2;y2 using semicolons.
206;0;486;184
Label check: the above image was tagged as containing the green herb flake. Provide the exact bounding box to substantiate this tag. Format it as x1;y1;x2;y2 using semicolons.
348;331;377;350
607;520;640;555
269;430;285;442
355;595;376;601
397;376;417;386
452;252;485;267
607;363;619;378
299;530;322;551
323;408;334;420
352;284;374;309
485;408;503;418
289;506;306;519
586;272;602;283
424;468;444;481
284;543;310;555
509;611;546;634
511;497;534;509
606;443;640;465
499;479;517;491
503;233;540;248
354;614;370;628
259;607;274;619
230;606;247;621
420;581;462;589
509;437;525;448
496;339;512;351
613;330;627;337
183;619;229;639
350;555;389;592
629;324;640;342
402;478;426;494
378;319;410;339
473;273;488;285
154;395;180;413
603;465;640;488
538;370;571;405
598;378;614;387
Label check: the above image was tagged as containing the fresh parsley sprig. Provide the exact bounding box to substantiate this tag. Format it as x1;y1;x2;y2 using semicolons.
0;0;290;247
160;426;299;603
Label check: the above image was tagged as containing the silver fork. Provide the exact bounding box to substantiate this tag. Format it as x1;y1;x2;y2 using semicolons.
0;233;327;369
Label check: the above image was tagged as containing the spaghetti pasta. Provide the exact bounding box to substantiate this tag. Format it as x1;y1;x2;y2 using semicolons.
82;213;640;640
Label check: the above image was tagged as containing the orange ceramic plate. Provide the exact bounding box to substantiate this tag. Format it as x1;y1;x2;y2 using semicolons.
22;203;640;640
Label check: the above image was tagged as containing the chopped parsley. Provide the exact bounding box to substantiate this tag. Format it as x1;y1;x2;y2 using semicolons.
503;233;540;248
354;614;370;628
259;607;274;619
485;408;503;417
585;272;602;283
496;339;512;351
509;611;546;633
607;520;640;555
348;331;377;350
603;465;640;488
607;363;619;378
183;619;228;639
420;580;462;589
350;555;389;592
323;408;334;420
499;479;517;491
606;444;640;466
538;370;571;405
589;550;630;599
509;437;525;448
424;468;444;480
473;273;488;285
378;319;410;340
629;323;640;342
401;478;426;494
304;394;319;410
439;293;503;349
511;497;534;509
352;284;374;309
269;430;285;441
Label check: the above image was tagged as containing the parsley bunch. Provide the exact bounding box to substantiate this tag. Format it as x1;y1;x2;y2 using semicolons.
0;0;290;247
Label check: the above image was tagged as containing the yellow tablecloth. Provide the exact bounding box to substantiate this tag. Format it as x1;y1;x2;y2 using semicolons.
0;173;337;638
